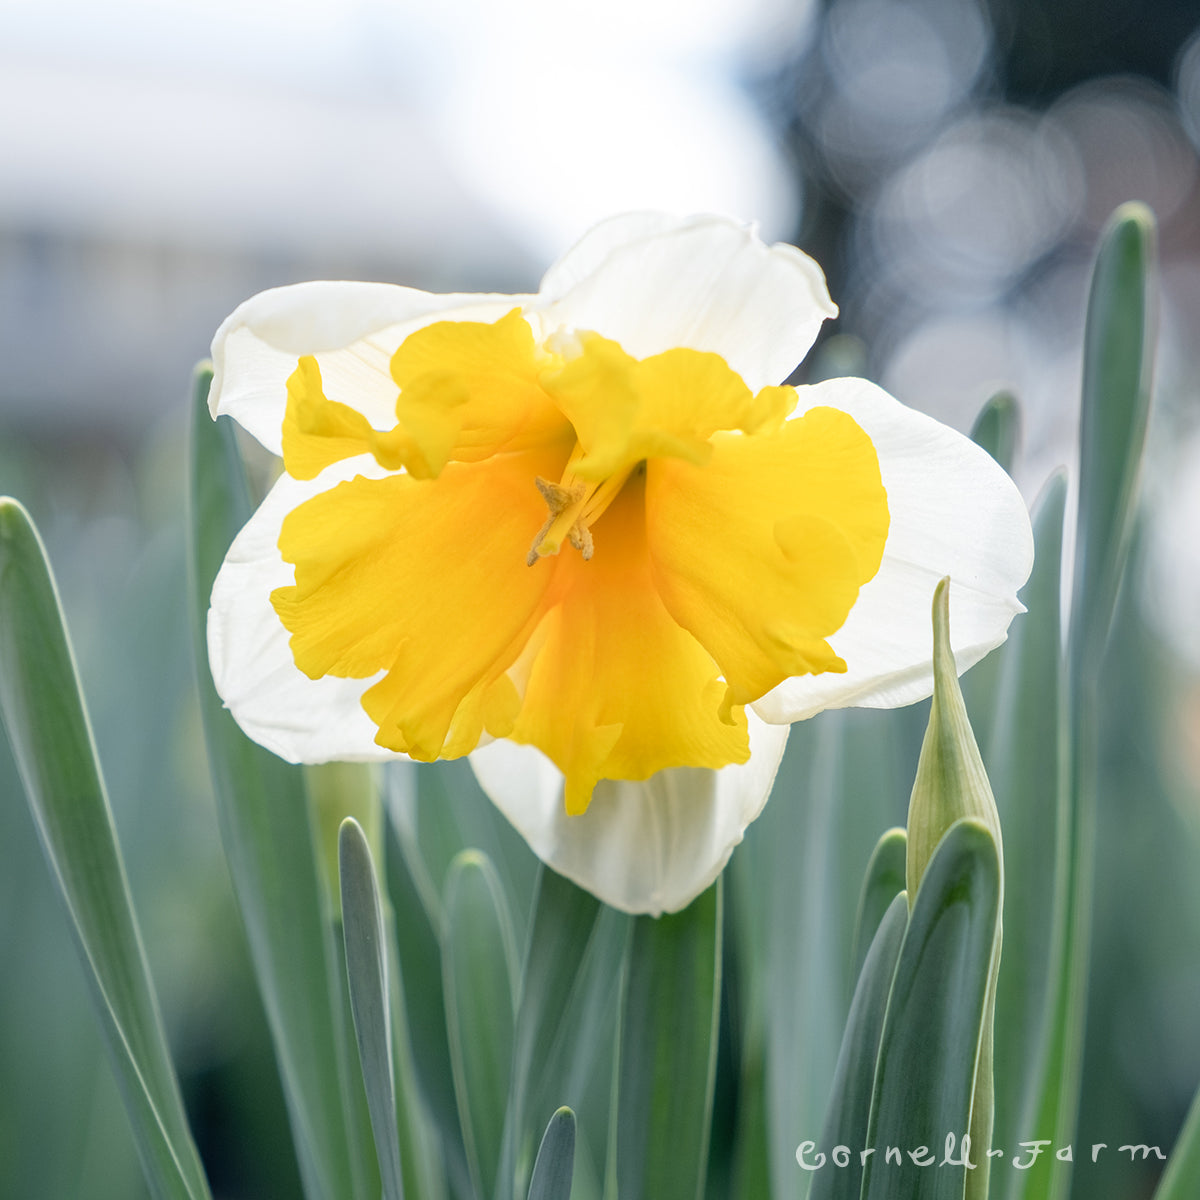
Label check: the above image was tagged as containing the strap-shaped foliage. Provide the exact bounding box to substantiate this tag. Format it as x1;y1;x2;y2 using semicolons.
862;819;1002;1200
0;497;210;1200
339;818;406;1200
1025;204;1157;1200
809;892;908;1200
1154;1080;1200;1200
850;828;907;981
987;476;1066;1200
615;880;723;1200
442;849;519;1199
528;1108;577;1200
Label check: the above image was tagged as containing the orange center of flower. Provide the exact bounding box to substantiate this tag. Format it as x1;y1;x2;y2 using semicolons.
270;309;889;813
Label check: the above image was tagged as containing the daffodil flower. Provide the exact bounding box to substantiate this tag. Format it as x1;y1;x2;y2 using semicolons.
207;212;1033;915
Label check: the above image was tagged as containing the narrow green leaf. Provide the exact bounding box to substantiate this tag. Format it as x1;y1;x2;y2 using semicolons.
383;801;471;1193
861;819;1001;1200
528;1108;577;1200
808;892;907;1200
500;865;620;1200
443;850;519;1199
1071;202;1156;673
987;476;1066;1200
339;819;405;1200
0;497;210;1200
384;939;451;1200
1154;1081;1200;1200
616;880;722;1200
727;1028;771;1200
414;760;539;944
970;391;1020;473
1025;207;1156;1200
961;392;1021;733
187;365;369;1200
850;828;907;981
737;705;918;1200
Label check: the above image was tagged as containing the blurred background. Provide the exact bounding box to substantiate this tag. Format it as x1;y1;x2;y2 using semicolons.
2;1;1200;1197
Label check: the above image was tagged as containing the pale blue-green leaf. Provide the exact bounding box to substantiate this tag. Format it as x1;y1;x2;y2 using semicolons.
1071;203;1156;675
751;718;848;1200
725;1034;771;1200
1154;1080;1200;1200
527;1108;576;1200
969;391;1020;474
386;969;451;1200
383;807;470;1196
330;922;387;1200
986;475;1066;1200
187;365;368;1200
959;392;1022;733
850;829;907;981
616;880;722;1200
704;936;742;1200
443;850;519;1199
809;893;907;1200
861;819;1001;1200
737;706;919;1200
0;497;209;1200
414;761;538;944
1028;206;1156;1200
498;865;620;1200
380;911;450;1200
339;818;405;1200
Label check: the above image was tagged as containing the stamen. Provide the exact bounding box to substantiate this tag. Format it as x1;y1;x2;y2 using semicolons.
527;477;587;565
527;459;638;565
568;523;594;560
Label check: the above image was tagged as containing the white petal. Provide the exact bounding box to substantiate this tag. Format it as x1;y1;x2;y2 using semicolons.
754;377;1035;724
469;713;790;915
210;281;532;456
533;213;837;391
538;212;710;298
207;454;405;764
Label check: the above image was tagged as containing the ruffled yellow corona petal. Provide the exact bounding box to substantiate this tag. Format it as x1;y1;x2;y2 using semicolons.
509;470;751;815
646;404;890;712
269;310;881;811
282;309;573;482
541;333;795;480
282;354;469;481
389;309;570;459
272;446;566;760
